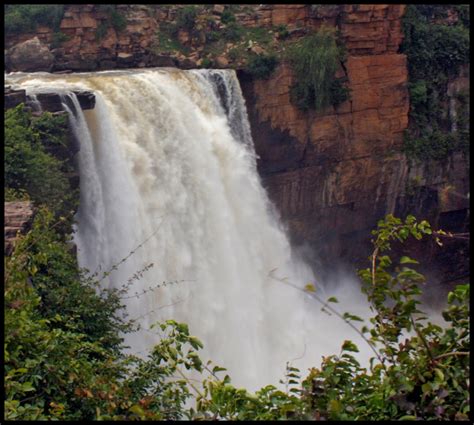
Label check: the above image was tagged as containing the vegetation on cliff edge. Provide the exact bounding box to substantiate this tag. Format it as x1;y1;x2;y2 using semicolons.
5;104;78;223
287;27;350;112
401;4;470;161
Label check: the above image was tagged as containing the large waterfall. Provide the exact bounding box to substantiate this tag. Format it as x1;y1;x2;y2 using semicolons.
6;69;371;391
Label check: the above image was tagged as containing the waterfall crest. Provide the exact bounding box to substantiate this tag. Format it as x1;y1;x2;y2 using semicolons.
5;68;370;391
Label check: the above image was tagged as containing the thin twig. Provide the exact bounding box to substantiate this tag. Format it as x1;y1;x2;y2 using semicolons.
434;351;470;360
268;271;385;367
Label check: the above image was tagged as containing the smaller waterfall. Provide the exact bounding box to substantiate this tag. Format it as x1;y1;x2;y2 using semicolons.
26;93;43;113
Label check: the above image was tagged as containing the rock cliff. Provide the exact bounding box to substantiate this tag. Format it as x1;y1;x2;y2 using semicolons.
4;4;469;284
238;4;469;283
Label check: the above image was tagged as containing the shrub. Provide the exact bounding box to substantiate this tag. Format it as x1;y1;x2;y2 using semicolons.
223;22;243;42
200;57;213;68
287;27;348;111
330;77;351;107
4;105;77;218
206;30;220;43
95;22;109;41
221;10;236;25
275;24;289;39
245;54;278;79
5;187;30;202
51;31;70;49
4;212;469;420
110;9;127;32
402;130;466;161
5;208;129;420
175;6;197;32
227;48;239;62
318;215;470;421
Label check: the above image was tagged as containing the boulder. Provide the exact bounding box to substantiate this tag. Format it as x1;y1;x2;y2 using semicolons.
6;37;54;72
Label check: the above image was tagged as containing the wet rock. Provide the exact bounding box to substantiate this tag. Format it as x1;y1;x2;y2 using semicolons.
4;88;26;109
73;91;96;110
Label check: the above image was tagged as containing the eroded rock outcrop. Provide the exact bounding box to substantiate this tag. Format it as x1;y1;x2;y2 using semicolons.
4;201;35;256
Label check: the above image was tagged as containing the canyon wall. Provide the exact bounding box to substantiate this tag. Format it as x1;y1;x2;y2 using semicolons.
239;5;469;284
4;4;469;284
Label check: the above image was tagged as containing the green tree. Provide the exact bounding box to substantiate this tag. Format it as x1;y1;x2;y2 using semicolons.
4;4;65;35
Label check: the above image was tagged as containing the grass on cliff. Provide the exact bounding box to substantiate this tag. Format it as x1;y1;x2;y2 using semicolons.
286;26;350;111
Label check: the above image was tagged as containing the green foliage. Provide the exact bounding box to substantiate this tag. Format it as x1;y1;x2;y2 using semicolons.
402;130;467;161
4;209;202;420
5;209;469;420
175;6;198;32
408;80;428;108
401;5;470;161
287;27;349;111
453;4;470;28
95;22;108;41
221;10;236;25
244;54;278;79
5;104;78;219
227;48;239;62
5;187;30;202
330;77;351;107
275;24;289;39
402;6;469;80
200;57;213;68
297;215;470;421
206;30;220;43
110;9;127;32
51;31;70;49
5;208;129;420
4;4;65;35
21;208;134;352
155;25;189;55
222;22;244;42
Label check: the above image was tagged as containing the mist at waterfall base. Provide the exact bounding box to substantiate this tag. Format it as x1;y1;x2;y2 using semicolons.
8;68;399;392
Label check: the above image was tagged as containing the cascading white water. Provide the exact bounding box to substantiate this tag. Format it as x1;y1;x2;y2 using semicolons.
6;68;372;391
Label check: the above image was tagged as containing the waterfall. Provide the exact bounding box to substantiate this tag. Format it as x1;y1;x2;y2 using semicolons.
5;68;371;391
26;93;43;113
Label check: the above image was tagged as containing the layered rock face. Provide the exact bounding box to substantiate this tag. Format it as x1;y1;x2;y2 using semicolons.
242;5;411;266
4;202;35;255
240;5;469;285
